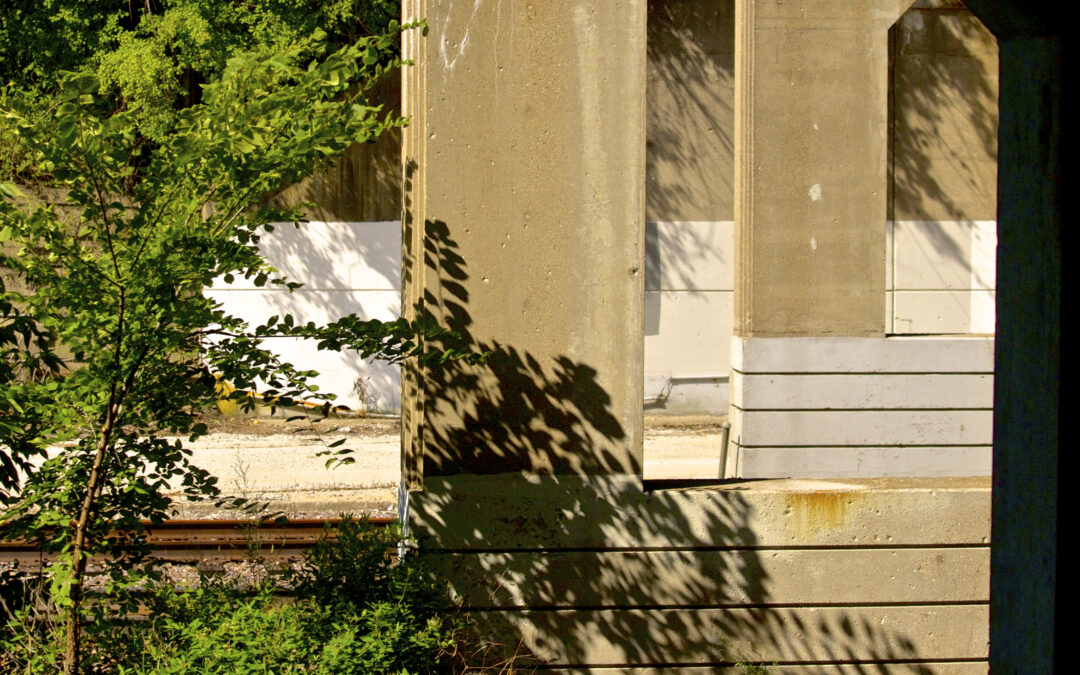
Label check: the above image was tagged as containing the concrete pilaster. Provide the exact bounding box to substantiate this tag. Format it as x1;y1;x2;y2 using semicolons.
735;0;914;336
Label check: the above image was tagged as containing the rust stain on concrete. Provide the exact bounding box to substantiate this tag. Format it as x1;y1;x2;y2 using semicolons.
784;491;859;534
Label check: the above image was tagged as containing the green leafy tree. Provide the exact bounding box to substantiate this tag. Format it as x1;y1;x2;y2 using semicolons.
1;0;399;177
0;22;465;675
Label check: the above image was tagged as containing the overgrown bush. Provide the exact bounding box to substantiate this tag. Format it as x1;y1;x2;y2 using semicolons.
0;517;464;674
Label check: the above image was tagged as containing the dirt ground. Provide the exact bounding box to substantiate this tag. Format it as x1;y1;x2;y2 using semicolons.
168;411;728;520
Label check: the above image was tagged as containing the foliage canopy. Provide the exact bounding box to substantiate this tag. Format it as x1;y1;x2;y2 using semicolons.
1;0;400;174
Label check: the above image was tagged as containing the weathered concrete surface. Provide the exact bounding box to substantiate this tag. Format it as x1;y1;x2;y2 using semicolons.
401;0;646;478
409;474;991;550
647;0;735;222
397;0;997;668
728;335;995;477
435;547;989;607
891;1;998;222
409;473;990;668
735;0;912;336
476;605;988;665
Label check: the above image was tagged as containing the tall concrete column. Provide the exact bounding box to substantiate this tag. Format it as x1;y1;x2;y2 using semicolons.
735;0;911;336
728;0;995;478
401;0;645;485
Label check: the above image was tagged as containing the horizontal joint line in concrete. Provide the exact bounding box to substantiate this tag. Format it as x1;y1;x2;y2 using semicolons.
734;443;993;449
891;288;996;292
645;220;734;226
208;287;396;292
423;543;991;555
648;287;733;292
731;369;995;376
463;600;990;613
730;406;992;412
530;660;990;671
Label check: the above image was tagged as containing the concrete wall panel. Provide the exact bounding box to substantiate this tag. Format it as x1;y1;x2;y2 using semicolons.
646;1;735;222
204;288;400;411
470;605;987;666
434;547;988;608
890;6;998;223
732;335;994;373
736;410;991;447
735;372;992;409
644;291;731;375
891;220;996;290
645;220;734;291
735;445;992;478
208;221;401;291
892;290;996;334
409;475;991;551
730;336;993;477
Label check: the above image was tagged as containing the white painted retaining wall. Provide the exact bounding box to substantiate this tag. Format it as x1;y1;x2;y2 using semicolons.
205;220;403;413
644;220;733;414
888;220;997;334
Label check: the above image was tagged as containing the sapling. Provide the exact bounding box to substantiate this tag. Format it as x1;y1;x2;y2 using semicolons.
0;25;469;675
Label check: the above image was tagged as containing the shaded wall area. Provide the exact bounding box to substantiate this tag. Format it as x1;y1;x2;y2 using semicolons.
413;475;990;671
888;0;999;334
644;0;734;415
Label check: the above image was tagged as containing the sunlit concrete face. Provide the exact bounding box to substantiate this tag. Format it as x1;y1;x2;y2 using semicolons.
402;0;646;477
735;0;914;337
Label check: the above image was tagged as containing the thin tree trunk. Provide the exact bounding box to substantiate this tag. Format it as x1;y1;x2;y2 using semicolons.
61;408;116;675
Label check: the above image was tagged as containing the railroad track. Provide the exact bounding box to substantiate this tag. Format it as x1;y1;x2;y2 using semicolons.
0;517;394;570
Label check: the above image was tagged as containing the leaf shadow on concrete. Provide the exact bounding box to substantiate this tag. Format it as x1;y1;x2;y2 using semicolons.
404;213;958;671
644;0;734;295
888;3;1000;299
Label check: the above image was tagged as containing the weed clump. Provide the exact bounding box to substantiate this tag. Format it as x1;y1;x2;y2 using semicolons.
0;517;465;674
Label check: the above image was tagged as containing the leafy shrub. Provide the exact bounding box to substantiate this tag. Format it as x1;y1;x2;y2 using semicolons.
0;517;463;674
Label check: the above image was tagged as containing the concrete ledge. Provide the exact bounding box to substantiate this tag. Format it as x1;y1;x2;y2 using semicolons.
733;372;993;409
408;474;991;550
433;547;988;608
728;336;994;477
733;409;992;446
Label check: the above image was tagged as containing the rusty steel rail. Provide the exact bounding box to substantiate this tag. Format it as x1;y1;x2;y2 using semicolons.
0;517;395;569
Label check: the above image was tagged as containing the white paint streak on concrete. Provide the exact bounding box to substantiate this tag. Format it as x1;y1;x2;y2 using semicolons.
808;183;823;201
439;0;483;77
